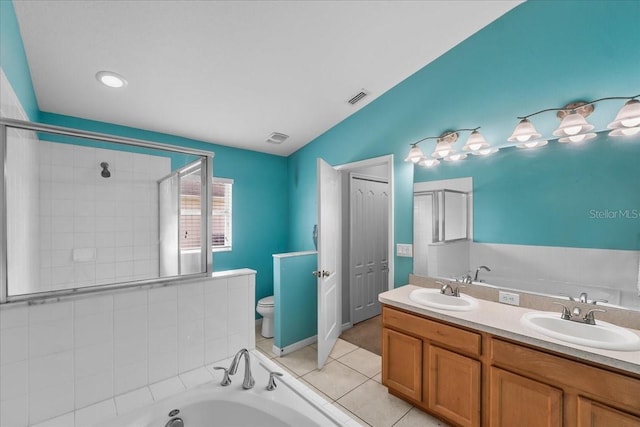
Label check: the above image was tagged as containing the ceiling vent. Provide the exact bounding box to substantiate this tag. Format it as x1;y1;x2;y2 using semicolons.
266;132;289;144
347;89;369;105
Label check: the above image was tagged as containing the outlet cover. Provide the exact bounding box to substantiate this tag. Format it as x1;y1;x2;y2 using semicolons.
396;244;413;257
498;291;520;306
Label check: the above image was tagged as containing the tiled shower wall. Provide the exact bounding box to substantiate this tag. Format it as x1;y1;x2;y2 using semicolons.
37;142;170;293
0;270;256;427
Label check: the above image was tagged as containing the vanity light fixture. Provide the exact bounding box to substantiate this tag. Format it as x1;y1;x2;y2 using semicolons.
96;71;127;88
404;127;496;167
511;94;640;147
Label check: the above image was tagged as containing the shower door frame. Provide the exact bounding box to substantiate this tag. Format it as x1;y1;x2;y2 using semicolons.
0;117;214;303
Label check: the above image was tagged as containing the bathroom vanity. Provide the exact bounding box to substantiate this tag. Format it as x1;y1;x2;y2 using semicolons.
379;285;640;427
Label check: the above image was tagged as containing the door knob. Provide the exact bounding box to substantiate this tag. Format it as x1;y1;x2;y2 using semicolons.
312;270;331;278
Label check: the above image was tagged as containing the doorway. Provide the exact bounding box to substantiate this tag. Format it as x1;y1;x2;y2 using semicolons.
336;155;393;329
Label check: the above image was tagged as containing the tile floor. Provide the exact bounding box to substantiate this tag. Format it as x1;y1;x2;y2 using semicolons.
255;328;450;427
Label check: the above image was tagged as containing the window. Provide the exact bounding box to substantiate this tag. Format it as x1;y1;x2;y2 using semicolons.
212;178;233;251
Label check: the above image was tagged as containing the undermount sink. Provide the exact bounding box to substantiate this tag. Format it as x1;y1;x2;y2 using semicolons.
521;311;640;351
409;288;478;311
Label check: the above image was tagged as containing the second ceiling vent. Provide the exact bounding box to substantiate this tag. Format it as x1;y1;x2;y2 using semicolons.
347;89;369;105
266;132;289;144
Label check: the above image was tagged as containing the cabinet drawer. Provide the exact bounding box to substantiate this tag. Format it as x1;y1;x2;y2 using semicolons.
491;338;640;414
382;306;481;356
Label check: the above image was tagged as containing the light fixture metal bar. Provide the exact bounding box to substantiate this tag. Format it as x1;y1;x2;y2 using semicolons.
409;127;480;147
517;94;640;120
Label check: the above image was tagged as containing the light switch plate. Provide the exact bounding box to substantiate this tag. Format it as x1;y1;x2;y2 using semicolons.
396;244;413;257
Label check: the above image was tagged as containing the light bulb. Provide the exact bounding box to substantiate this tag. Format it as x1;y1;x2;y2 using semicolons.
621;117;640;128
508;119;541;143
609;126;640;137
553;112;593;137
419;158;440;167
404;145;425;163
463;130;489;152
608;99;640;131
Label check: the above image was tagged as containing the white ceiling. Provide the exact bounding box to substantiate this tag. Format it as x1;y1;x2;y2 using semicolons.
13;0;520;156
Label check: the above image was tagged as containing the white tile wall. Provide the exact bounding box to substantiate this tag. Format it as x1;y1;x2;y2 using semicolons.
33;142;170;294
0;271;256;427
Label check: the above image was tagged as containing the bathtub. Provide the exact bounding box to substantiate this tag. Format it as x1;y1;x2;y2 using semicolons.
94;351;356;427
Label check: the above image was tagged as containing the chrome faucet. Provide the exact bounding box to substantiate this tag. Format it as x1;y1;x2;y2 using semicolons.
553;302;606;325
474;265;491;282
437;280;461;297
228;349;255;389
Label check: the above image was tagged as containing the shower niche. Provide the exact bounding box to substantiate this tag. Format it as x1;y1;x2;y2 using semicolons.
1;120;214;301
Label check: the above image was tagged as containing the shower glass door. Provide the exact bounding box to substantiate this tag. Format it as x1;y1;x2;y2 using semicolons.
158;159;206;276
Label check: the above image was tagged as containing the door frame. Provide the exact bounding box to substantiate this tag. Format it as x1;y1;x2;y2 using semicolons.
335;154;394;328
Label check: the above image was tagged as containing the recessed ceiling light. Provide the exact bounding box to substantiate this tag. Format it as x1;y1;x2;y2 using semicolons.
96;71;127;88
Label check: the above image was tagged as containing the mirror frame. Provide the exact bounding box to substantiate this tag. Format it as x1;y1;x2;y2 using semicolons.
0;117;215;303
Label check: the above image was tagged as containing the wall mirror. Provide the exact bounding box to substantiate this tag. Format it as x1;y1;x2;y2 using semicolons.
413;138;640;312
1;119;214;302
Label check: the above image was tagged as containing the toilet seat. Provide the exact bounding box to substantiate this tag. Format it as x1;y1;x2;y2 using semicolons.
258;296;274;307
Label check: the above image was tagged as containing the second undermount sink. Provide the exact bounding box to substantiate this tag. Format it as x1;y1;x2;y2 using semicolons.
409;288;478;311
521;311;640;351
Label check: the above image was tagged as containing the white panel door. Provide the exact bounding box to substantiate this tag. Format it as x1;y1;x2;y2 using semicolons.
316;158;342;369
350;177;389;324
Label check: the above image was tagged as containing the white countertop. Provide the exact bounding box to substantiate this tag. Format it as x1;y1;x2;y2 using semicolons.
379;285;640;375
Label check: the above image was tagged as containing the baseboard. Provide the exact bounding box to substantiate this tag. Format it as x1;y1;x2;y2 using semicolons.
341;322;352;331
273;335;317;357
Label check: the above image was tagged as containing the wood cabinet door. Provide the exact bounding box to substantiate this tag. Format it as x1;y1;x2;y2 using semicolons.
577;397;640;427
489;367;562;427
381;327;422;401
427;345;481;427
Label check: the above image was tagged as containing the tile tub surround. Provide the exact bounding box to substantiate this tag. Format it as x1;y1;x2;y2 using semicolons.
7;350;363;427
0;269;256;427
382;284;640;375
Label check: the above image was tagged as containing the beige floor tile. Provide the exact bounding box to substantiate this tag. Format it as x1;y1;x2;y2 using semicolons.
372;372;382;383
329;338;359;359
335;403;372;426
276;345;321;377
338;347;381;378
393;407;450;427
255;338;276;358
302;359;368;400
338;379;412;427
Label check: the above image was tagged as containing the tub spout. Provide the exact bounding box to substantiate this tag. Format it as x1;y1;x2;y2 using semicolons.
229;348;255;390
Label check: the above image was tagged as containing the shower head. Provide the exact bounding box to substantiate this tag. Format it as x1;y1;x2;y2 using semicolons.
100;162;111;178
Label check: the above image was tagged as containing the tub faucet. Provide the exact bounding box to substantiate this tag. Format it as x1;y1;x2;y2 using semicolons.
228;349;255;390
474;265;491;282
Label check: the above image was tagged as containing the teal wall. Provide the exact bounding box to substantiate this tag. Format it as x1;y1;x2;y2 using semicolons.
273;253;317;349
0;0;39;120
286;0;640;284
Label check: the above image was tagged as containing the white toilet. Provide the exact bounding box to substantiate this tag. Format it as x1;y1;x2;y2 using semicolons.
256;296;275;338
